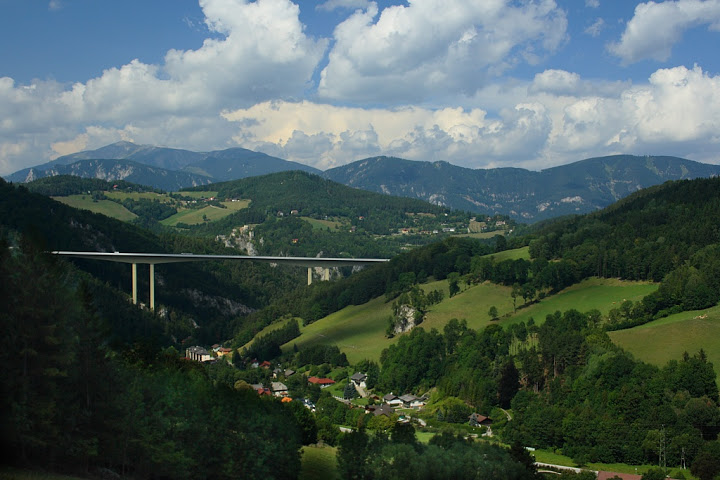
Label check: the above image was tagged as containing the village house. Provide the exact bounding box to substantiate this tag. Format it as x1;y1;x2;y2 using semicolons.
468;413;493;427
251;384;272;396
271;382;288;397
365;404;394;417
216;347;232;357
308;376;335;388
185;346;212;362
399;394;426;409
382;393;404;407
350;372;367;388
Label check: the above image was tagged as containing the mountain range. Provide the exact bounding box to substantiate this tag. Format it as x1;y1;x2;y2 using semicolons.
6;141;720;222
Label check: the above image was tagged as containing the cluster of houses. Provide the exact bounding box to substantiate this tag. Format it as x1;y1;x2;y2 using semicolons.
184;345;232;363
184;355;500;431
381;393;428;409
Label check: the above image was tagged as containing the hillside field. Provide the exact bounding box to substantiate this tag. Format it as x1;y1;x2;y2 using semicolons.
506;278;658;327
52;195;137;222
160;200;250;226
299;446;339;480
104;191;175;202
487;246;530;262
284;277;657;364
610;304;720;380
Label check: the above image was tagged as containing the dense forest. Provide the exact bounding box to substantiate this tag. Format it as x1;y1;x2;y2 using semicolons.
0;239;304;479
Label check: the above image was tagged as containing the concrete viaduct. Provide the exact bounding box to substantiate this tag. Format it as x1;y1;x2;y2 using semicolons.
52;251;389;311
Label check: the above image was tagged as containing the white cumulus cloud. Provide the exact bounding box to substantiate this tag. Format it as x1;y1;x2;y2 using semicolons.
609;0;720;64
318;0;568;103
221;65;720;171
0;0;328;175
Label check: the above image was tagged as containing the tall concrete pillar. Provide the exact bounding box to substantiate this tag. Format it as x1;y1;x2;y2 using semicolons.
307;267;313;285
132;263;137;305
149;263;155;311
323;268;330;281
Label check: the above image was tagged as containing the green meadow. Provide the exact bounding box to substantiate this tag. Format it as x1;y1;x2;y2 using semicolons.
505;278;658;327
283;295;395;364
421;279;515;331
301;216;344;231
178;190;219;199
459;231;508;240
300;446;339;480
104;191;174;202
283;276;658;364
52;195;137;222
160;200;249;226
487;246;530;262
610;304;720;378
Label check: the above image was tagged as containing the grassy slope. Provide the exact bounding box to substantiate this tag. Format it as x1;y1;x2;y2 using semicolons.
160;200;249;226
488;246;530;262
301;216;344;231
52;195;137;222
300;446;340;480
104;191;175;202
284;296;394;364
284;277;657;364
610;304;720;377
421;280;515;331
507;278;658;327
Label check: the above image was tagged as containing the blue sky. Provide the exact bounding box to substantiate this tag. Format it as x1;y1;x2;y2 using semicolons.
1;0;720;175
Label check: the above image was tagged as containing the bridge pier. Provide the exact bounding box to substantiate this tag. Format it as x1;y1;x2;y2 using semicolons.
130;262;155;311
150;263;155;311
307;267;331;285
132;263;137;305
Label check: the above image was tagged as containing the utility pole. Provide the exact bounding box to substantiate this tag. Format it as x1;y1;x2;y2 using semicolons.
660;425;667;475
681;447;686;470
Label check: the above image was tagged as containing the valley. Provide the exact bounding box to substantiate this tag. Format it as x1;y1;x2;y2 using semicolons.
3;172;720;480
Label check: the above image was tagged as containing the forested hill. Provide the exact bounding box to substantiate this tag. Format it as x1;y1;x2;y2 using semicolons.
0;193;306;478
530;176;720;281
324;154;720;222
198;169;453;221
182;170;493;258
522;176;720;327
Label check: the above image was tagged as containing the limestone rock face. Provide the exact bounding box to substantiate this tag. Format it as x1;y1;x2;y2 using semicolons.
393;304;422;335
